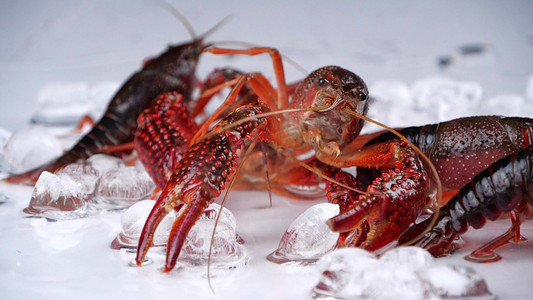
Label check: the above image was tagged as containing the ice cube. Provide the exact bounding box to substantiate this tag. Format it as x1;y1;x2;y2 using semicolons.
379;246;435;271
366;80;422;130
484;94;531;117
86;154;125;176
369;80;413;106
0;127;12;173
180;203;247;268
268;203;340;264
313;248;378;299
312;247;494;300
24;171;93;220
55;162;99;196
31;82;92;125
94;166;155;210
87;82;119;119
419;264;494;299
111;200;176;249
0;193;8;204
354;265;428;300
411;77;483;121
2;126;62;174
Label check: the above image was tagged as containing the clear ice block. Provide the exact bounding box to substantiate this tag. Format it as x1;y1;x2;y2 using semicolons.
268;203;340;264
179;203;247;269
312;247;495;300
111;200;176;249
2;126;62;174
94;165;155;210
23;171;94;220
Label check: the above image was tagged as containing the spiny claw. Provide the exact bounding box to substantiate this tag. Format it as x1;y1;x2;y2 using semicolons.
326;143;428;251
164;188;210;272
135;188;179;267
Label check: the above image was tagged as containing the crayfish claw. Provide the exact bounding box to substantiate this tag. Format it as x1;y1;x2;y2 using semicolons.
135;189;181;267
164;188;210;272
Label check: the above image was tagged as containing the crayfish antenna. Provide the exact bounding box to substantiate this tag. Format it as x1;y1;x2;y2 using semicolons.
155;0;197;39
156;0;232;42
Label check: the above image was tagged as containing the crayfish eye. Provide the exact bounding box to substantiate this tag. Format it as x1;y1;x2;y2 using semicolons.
359;92;367;101
318;78;327;87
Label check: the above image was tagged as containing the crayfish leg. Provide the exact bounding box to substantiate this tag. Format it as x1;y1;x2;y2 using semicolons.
465;210;527;263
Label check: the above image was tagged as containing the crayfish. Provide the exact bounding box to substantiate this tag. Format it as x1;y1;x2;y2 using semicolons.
132;45;533;272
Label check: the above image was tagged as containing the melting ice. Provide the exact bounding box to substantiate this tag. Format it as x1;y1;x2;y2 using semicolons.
24;154;155;219
30;82;118;126
268;203;340;264
1;126;62;174
112;200;176;249
113;202;247;270
312;247;494;300
94;165;155;210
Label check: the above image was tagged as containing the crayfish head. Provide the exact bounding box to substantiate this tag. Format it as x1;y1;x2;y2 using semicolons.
293;66;369;158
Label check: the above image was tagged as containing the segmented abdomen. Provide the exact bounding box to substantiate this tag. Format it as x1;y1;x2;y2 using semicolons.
442;144;533;234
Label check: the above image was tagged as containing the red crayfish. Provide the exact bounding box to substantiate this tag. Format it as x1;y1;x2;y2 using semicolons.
133;45;533;272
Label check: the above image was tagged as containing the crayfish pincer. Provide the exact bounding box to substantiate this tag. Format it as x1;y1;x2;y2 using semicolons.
135;103;268;272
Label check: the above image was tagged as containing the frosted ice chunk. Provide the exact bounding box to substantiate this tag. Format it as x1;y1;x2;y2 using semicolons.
369;80;413;106
55;162;99;196
379;246;435;270
313;248;378;298
30;82;119;125
312;247;494;300
24;171;93;220
94;166;155;210
31;82;92;125
0;127;12;173
0;193;7;204
366;80;421;130
268;203;339;264
411;77;483;121
484;94;531;117
86;154;125;176
111;200;176;249
2;126;62;174
180;203;247;268
87;81;119;119
420;264;494;299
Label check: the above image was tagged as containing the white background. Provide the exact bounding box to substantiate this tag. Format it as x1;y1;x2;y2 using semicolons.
1;1;533;299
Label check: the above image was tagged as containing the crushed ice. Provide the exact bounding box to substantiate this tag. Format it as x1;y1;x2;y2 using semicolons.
312;247;494;300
